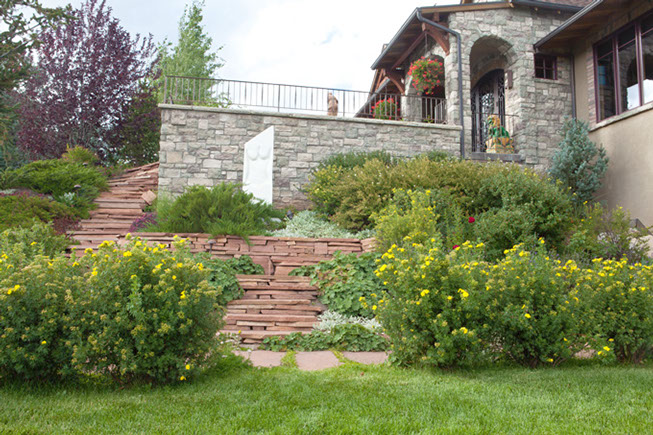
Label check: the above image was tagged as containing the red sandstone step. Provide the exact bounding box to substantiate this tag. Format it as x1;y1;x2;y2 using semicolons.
225;314;317;323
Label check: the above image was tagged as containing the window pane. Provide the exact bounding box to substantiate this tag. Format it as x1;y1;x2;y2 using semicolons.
643;29;653;103
597;53;616;119
642;14;653;35
597;40;613;58
618;40;640;110
618;25;636;47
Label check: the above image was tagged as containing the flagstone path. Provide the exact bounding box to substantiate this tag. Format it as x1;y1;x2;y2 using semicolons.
233;350;389;370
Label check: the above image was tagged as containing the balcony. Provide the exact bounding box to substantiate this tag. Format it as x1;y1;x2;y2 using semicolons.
162;76;447;124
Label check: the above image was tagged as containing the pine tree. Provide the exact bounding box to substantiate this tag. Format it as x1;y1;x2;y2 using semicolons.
549;119;609;204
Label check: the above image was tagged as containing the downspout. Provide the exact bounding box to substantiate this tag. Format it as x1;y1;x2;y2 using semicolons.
569;54;577;119
416;10;465;158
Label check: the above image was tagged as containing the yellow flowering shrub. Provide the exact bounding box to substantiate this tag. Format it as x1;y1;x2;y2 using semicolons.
0;253;81;380
475;244;585;367
69;236;223;384
579;258;653;363
0;234;225;384
374;236;488;367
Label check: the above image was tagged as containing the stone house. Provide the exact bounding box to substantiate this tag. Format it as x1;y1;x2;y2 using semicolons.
368;0;592;168
158;0;653;223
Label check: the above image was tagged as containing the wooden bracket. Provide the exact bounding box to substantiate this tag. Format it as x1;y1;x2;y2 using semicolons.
382;69;405;95
421;22;450;56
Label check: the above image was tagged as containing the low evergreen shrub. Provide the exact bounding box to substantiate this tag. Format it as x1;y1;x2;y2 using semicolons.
0;192;78;232
149;184;285;241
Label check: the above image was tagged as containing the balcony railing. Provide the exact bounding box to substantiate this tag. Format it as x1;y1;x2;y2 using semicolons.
163;76;447;124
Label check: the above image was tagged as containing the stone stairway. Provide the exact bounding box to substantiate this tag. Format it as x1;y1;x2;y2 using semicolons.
222;275;326;344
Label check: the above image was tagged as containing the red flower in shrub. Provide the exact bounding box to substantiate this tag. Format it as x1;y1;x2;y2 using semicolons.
468;216;476;223
453;245;459;250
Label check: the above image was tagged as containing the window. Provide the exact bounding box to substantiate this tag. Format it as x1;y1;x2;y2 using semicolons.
535;54;557;80
594;12;653;121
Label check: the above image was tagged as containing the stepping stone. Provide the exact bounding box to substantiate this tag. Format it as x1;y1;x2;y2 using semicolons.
234;350;284;368
295;351;341;371
342;352;389;365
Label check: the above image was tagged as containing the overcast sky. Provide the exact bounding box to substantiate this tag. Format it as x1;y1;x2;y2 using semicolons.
38;0;445;92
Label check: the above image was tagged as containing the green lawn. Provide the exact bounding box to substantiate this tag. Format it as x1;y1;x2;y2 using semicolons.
1;358;652;434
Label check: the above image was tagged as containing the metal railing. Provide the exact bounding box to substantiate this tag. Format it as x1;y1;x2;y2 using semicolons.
471;113;520;153
163;76;447;124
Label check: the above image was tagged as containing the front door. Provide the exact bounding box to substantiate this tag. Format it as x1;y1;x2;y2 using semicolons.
471;69;505;152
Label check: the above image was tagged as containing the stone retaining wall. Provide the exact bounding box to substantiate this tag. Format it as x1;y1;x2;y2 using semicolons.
120;232;375;275
158;105;462;208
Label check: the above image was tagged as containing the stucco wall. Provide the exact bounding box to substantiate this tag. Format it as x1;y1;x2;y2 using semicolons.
590;105;653;226
158;105;462;209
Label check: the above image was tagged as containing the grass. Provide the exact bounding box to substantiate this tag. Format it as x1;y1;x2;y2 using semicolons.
1;357;652;434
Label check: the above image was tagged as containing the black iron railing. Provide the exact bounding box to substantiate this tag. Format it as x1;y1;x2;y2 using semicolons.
163;76;447;124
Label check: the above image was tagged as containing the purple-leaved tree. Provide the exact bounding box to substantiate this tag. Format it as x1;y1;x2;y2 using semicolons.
16;0;157;161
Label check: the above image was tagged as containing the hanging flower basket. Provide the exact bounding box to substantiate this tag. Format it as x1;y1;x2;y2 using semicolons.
408;57;444;95
372;97;400;120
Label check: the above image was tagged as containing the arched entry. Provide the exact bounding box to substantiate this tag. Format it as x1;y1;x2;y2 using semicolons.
471;69;505;152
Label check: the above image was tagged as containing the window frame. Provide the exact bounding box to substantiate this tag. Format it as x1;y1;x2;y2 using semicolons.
593;11;653;122
534;54;557;80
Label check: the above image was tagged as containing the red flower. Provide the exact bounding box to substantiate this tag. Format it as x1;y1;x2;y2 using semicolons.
468;217;476;223
453;245;459;250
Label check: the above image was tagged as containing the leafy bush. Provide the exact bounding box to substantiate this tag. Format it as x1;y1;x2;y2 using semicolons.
299;251;384;318
549;119;609;204
565;203;650;265
191;254;262;306
0;192;78;232
316;150;398;171
0;222;70;261
260;324;389;352
372;188;467;253
69;236;223;384
0;254;80;381
373;237;488;367
375;238;594;367
0;235;228;384
150;184;285;240
224;255;264;276
475;243;585;367
130;212;157;232
579;258;653;363
272;211;373;239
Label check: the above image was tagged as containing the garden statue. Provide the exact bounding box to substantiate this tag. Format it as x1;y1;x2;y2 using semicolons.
327;92;338;116
485;114;514;154
243;126;274;204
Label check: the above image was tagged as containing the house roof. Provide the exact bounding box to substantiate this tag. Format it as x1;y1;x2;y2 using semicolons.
534;0;636;52
461;0;591;5
371;1;585;71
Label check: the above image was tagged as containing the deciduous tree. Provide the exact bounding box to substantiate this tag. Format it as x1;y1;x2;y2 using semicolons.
16;0;157;161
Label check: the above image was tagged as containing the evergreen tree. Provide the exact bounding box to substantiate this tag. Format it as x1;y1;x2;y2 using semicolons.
549;119;609;204
158;0;225;104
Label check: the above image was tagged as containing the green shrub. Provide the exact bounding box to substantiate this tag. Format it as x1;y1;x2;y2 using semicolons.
6;159;108;217
69;236;224;384
62;145;100;166
192;254;262;306
261;324;389;352
0;222;70;261
373;237;488;367
565;203;650;265
579;258;653;363
0;193;78;232
302;251;384;318
0;254;80;381
150;184;285;241
471;206;538;261
475;244;585;367
549;119;609;204
372;188;466;253
305;151;398;217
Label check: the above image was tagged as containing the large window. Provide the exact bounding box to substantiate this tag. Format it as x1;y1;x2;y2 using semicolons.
594;12;653;121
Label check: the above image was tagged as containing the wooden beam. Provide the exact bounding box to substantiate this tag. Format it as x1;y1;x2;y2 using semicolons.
392;32;427;70
422;22;450;56
382;69;405;95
